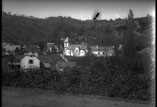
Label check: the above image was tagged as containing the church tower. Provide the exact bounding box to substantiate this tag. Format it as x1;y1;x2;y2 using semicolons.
64;36;70;49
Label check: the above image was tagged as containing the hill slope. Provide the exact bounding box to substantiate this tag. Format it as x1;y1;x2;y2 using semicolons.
2;11;152;47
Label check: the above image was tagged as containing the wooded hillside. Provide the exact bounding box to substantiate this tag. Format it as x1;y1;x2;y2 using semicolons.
2;11;152;50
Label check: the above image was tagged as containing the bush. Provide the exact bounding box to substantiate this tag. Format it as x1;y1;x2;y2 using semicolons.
2;56;151;101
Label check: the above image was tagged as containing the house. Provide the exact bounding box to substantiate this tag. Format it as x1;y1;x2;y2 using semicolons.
56;61;76;72
20;54;40;70
63;37;88;57
90;45;115;57
3;43;21;55
38;54;64;70
7;57;21;70
7;62;21;70
7;53;65;71
25;45;40;53
40;62;51;70
45;42;55;52
7;53;40;71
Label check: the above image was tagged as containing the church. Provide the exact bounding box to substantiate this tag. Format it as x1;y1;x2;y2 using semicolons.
63;37;88;57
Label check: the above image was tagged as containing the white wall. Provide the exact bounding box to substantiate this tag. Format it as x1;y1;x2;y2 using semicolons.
92;51;106;57
74;47;80;56
64;49;71;56
80;50;85;56
21;56;40;69
64;42;69;48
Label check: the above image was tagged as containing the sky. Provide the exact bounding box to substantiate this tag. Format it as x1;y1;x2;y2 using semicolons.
2;0;155;20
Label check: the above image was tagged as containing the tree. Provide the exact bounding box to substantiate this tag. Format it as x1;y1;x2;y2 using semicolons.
128;9;134;20
123;9;137;56
38;41;46;51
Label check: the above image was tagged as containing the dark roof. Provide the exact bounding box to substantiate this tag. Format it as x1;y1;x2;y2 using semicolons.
38;54;64;63
64;37;69;42
14;55;25;63
90;46;114;51
57;61;76;68
67;44;88;50
25;45;40;53
42;62;51;68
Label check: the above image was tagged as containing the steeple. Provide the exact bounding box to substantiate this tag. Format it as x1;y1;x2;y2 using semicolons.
64;36;70;48
64;36;69;43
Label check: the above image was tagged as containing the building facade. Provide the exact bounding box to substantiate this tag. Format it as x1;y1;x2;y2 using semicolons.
21;54;40;70
63;37;88;57
90;45;115;57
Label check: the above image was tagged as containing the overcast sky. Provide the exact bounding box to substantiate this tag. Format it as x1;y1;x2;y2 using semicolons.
2;0;155;20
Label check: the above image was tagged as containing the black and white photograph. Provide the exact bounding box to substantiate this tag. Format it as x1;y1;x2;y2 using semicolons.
2;0;155;107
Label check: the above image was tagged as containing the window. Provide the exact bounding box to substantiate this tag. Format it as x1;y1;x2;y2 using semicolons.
29;60;33;64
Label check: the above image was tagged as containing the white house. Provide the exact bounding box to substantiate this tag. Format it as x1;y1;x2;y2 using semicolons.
20;54;40;70
3;43;21;55
63;37;88;57
90;45;115;57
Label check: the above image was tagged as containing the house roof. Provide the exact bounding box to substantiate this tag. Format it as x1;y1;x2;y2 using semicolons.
57;61;76;68
67;44;88;50
13;55;25;63
24;52;38;56
90;46;114;51
38;54;64;63
15;55;25;60
15;55;39;62
64;37;69;43
25;45;40;53
47;43;55;46
42;62;51;68
3;44;21;51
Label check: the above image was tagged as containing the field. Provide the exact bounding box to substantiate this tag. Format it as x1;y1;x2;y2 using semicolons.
2;87;153;107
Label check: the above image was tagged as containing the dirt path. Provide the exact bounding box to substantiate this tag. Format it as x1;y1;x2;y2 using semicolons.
2;87;154;107
60;54;68;62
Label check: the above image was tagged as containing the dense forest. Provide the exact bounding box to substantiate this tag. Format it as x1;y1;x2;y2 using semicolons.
2;11;152;50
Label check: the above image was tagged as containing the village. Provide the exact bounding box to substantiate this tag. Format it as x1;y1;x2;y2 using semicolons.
2;36;123;72
2;0;155;105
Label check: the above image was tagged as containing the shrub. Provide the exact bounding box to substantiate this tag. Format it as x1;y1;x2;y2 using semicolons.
2;55;151;101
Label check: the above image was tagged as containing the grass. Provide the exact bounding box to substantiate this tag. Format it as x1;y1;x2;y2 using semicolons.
2;86;153;107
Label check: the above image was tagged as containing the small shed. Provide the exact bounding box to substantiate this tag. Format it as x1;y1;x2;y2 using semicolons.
40;62;51;70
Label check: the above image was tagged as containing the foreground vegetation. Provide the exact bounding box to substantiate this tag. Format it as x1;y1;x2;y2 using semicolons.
2;55;152;101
